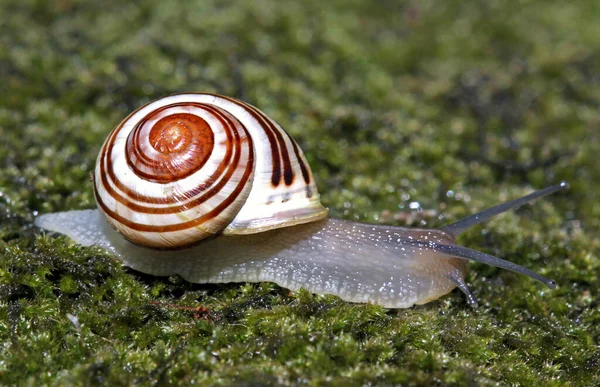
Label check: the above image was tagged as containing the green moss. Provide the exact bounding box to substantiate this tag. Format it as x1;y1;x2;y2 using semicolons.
1;0;599;385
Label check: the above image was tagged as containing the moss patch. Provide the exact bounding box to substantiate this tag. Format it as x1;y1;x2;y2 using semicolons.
1;0;599;385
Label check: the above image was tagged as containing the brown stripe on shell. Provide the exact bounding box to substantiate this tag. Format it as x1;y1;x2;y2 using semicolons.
96;159;252;232
128;106;209;169
244;103;295;186
99;105;240;213
212;93;305;187
214;94;289;187
125;110;215;183
96;96;164;178
203;94;315;190
96;120;254;232
96;106;254;230
98;104;238;209
127;104;212;170
102;104;234;205
289;136;310;185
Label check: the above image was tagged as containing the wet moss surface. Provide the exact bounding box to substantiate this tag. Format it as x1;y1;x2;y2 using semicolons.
1;0;599;385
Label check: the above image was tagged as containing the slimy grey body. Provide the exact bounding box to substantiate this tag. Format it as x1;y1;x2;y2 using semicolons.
35;210;469;308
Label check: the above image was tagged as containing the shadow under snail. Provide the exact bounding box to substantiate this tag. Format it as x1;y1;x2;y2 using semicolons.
35;93;568;308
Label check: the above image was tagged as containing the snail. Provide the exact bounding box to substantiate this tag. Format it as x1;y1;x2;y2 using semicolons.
35;93;567;308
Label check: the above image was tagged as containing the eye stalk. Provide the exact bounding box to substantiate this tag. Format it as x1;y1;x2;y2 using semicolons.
442;181;569;237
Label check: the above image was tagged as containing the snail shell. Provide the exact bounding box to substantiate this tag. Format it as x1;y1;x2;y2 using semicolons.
94;93;327;248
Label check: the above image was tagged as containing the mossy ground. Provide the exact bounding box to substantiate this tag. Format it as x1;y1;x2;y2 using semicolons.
1;0;599;385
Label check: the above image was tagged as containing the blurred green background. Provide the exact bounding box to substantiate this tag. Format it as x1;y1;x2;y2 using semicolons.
1;0;599;385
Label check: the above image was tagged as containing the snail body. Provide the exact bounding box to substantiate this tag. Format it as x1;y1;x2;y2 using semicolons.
35;93;566;308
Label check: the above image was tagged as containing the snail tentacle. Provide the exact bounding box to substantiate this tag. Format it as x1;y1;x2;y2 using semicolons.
442;181;568;237
447;271;478;307
414;240;557;289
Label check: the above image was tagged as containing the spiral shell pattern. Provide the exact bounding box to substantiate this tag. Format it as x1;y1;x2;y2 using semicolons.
94;93;327;248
